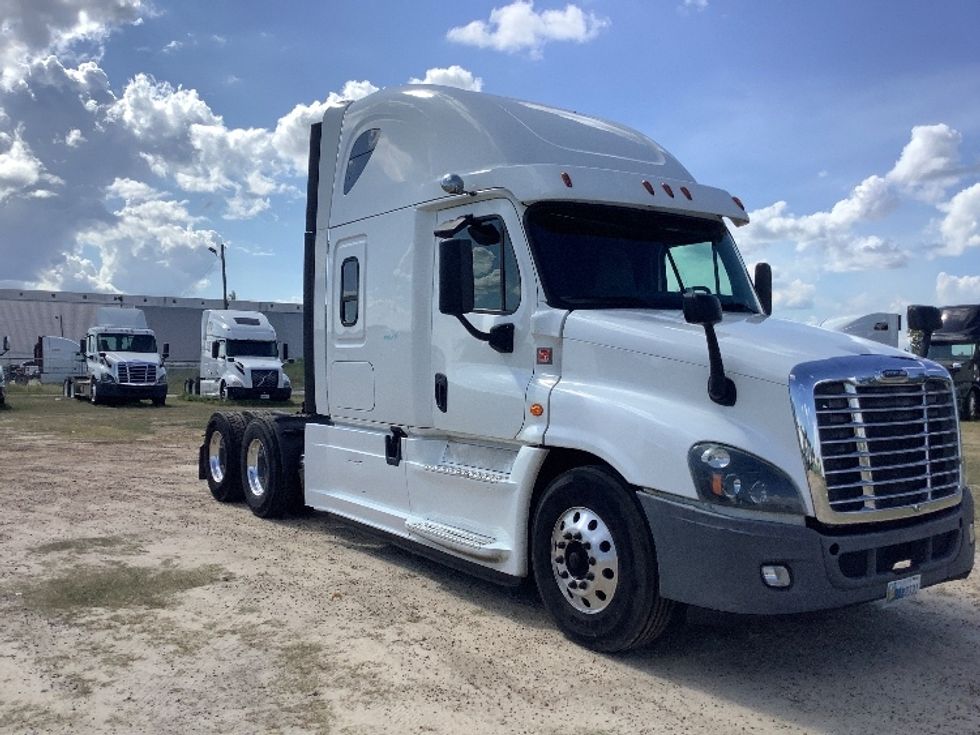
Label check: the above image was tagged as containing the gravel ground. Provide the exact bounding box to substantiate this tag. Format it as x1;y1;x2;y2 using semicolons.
0;416;978;735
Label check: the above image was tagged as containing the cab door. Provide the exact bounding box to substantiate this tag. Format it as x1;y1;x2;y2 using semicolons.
430;199;536;440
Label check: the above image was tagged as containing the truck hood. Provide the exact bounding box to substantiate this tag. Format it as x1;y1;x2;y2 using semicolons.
562;310;912;385
231;357;283;371
103;351;163;366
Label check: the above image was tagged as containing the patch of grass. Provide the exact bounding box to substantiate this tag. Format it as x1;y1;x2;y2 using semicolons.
33;535;142;556
961;421;979;521
18;562;227;615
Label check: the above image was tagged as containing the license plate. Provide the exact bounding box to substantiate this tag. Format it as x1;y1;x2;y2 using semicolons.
885;574;921;603
260;393;270;400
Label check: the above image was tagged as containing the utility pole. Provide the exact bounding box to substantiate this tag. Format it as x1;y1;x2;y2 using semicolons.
209;242;229;309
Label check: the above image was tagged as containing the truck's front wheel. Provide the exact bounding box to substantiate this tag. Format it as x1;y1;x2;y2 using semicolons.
204;412;247;502
531;466;680;652
63;379;73;398
966;389;979;421
90;379;101;405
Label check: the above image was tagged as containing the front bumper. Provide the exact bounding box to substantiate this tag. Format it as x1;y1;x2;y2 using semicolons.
226;386;291;401
640;487;974;615
97;382;168;400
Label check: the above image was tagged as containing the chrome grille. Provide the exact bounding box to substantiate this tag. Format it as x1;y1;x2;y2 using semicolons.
251;369;278;389
814;377;960;516
118;362;156;384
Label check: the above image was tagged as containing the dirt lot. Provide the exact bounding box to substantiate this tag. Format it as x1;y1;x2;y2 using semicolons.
1;391;978;735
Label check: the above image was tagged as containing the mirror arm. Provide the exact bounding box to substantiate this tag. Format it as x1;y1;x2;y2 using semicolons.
703;324;737;406
454;316;514;354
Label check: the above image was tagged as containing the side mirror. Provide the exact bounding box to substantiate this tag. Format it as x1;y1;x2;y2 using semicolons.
282;343;289;362
79;339;86;355
1;336;8;354
211;342;220;359
753;262;773;316
162;343;170;361
907;305;942;332
682;290;723;326
950;362;962;373
907;305;943;358
683;290;735;406
439;239;475;316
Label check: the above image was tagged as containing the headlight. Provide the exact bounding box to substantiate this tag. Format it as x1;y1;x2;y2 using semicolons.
688;443;804;515
227;375;243;386
102;372;116;383
156;369;167;385
282;373;291;386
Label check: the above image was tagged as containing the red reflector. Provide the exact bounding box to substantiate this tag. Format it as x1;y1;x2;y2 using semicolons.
642;180;656;196
732;196;745;211
680;186;692;200
661;183;674;198
560;172;573;188
536;347;553;365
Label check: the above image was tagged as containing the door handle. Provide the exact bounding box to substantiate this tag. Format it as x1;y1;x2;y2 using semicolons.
434;373;448;413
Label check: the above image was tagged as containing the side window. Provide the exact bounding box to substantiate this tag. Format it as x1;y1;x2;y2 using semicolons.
340;257;360;326
951;343;977;359
664;242;733;296
344;129;380;195
466;218;521;314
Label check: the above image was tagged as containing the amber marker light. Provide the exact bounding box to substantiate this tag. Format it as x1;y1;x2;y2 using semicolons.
529;403;544;417
711;473;724;496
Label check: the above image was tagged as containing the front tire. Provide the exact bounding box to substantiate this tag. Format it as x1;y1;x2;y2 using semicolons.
63;379;73;398
90;379;100;405
531;466;680;652
204;412;247;502
240;417;289;519
966;389;979;421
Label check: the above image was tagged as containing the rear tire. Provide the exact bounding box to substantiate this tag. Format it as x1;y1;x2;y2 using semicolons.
63;379;73;398
240;417;289;519
531;466;681;652
204;412;247;502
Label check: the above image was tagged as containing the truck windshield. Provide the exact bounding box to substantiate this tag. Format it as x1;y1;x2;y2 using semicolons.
97;333;157;353
525;202;761;312
927;342;977;360
226;340;278;358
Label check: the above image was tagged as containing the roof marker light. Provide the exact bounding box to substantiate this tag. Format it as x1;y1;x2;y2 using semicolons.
642;180;656;196
680;186;692;200
560;172;573;188
732;196;746;211
662;183;675;198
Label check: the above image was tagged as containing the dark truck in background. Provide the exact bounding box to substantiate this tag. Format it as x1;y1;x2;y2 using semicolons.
925;305;980;421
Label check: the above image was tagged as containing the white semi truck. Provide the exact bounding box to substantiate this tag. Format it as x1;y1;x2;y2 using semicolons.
66;307;169;406
199;87;974;651
189;309;291;400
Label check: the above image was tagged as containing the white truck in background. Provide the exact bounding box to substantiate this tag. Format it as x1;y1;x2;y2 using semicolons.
197;86;974;651
822;312;901;348
65;307;169;406
187;309;291;401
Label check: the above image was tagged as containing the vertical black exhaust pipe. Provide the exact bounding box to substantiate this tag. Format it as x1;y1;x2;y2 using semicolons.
907;305;943;358
302;122;322;415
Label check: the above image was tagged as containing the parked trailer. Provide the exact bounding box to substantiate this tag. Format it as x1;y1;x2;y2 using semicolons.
821;312;901;348
66;307;169;406
33;336;86;385
199;87;974;651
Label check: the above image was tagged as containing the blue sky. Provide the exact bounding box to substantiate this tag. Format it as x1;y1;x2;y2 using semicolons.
1;0;979;323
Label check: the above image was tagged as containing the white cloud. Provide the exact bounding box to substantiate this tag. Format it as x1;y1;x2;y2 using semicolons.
885;123;963;202
682;0;709;10
409;65;483;92
0;127;60;201
272;80;378;174
936;183;980;256
37;183;221;294
162;40;183;53
65;128;85;146
0;0;147;89
936;272;980;304
447;1;609;58
773;278;816;309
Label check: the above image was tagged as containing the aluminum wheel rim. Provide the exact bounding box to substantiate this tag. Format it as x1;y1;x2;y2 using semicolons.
245;438;268;498
550;506;619;614
208;430;225;483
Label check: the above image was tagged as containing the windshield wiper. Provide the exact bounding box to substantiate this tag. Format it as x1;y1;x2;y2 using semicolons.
720;302;759;313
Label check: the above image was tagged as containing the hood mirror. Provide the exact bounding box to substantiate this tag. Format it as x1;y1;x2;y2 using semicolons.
684;290;736;407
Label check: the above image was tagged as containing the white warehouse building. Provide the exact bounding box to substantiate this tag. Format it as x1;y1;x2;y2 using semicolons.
0;289;304;368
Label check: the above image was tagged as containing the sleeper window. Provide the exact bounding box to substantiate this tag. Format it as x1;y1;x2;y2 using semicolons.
340;257;359;326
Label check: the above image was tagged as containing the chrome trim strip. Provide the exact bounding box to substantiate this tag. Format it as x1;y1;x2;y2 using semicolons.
789;355;964;525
